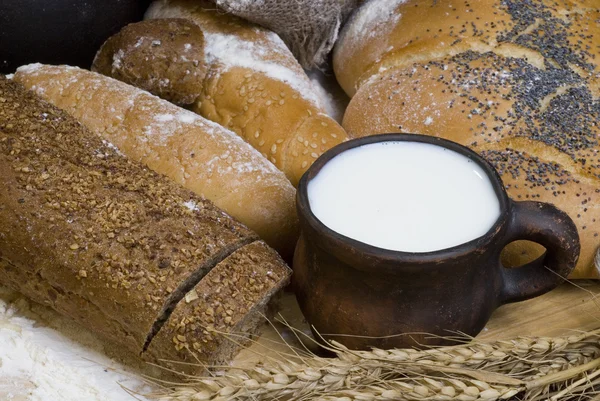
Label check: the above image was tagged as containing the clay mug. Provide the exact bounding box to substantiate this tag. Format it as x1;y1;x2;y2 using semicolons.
293;133;580;350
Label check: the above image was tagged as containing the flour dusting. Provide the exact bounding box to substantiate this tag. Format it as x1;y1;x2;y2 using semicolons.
0;288;151;401
341;0;406;46
145;1;323;108
203;30;322;107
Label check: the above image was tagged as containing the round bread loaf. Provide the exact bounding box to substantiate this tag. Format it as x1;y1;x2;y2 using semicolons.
336;0;600;278
92;18;206;106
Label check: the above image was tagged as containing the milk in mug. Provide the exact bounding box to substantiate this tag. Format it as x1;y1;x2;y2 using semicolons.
307;141;501;253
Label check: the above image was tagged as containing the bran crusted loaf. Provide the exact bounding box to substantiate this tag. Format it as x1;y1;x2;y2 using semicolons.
92;18;207;106
0;75;291;371
125;0;351;186
14;64;298;260
336;0;600;278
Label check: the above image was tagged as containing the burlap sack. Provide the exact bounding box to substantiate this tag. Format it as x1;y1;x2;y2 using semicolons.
212;0;360;68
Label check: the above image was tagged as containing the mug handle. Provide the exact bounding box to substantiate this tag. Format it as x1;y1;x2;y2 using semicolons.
499;201;580;304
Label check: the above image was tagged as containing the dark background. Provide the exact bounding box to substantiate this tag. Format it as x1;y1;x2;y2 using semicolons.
0;0;151;74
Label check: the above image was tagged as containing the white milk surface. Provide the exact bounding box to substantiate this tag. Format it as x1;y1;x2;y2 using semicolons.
307;141;501;253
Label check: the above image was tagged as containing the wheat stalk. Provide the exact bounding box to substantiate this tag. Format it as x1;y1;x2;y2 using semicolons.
149;325;600;401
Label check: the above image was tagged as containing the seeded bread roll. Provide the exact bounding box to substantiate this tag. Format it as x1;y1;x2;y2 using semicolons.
137;0;352;186
0;75;291;371
92;18;206;106
14;64;298;260
336;0;600;278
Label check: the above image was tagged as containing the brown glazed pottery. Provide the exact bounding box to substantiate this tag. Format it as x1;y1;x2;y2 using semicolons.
293;133;580;350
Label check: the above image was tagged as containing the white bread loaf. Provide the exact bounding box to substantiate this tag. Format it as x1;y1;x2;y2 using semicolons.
335;0;600;278
113;0;351;187
14;64;298;260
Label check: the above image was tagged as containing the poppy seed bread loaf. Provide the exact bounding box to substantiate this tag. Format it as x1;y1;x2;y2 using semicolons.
336;0;600;278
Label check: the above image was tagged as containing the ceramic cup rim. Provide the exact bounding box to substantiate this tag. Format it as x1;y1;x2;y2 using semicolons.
296;133;510;266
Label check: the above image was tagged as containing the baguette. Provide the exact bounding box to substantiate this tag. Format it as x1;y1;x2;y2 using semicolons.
0;75;291;372
335;0;600;278
95;0;351;187
14;64;298;260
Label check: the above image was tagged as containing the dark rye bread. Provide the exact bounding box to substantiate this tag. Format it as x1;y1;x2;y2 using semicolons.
336;0;600;278
148;241;289;374
0;76;291;370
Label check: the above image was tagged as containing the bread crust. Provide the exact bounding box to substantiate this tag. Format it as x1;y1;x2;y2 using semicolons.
338;0;600;278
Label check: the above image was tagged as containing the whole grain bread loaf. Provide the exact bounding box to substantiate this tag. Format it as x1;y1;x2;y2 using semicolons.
336;0;600;278
92;18;207;106
0;75;291;373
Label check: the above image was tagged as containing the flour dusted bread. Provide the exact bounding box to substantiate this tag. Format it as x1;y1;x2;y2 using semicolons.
0;75;291;371
14;64;298;259
336;0;600;278
100;0;350;186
